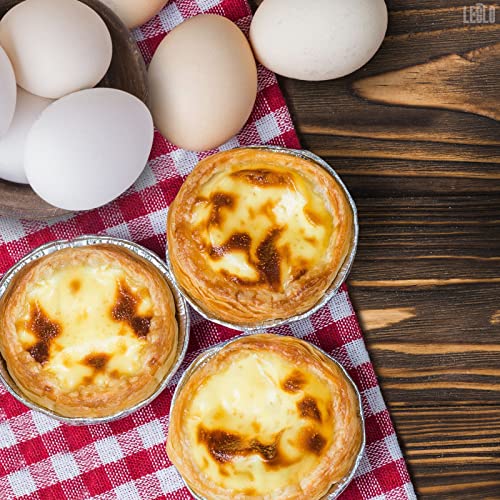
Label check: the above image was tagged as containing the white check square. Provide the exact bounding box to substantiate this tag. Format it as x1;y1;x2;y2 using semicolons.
289;317;315;339
94;436;124;465
345;338;370;368
0;422;17;449
158;3;183;32
138;420;165;449
0;217;25;243
196;0;221;10
8;469;37;497
31;411;60;435
157;466;185;494
51;452;80;482
328;291;353;322
256;114;281;143
171;149;199;177
364;386;387;416
115;481;141;500
385;433;403;462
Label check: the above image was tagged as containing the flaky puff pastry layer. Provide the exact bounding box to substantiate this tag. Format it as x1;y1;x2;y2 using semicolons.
167;148;354;327
0;245;178;418
167;334;363;500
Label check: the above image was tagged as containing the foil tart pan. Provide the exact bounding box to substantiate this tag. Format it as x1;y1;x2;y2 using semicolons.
169;334;366;500
0;235;190;425
165;146;359;332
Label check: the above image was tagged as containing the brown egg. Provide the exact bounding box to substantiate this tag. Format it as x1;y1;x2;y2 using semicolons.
148;15;258;152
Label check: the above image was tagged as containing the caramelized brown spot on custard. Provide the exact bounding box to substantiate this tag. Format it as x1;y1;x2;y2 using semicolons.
28;342;50;365
69;279;81;294
83;353;110;371
26;304;61;364
197;426;292;468
297;397;322;422
300;428;327;456
111;281;152;338
209;233;251;259
282;370;307;393
231;169;293;187
131;317;152;338
198;427;243;464
209;192;234;226
256;229;282;289
207;225;285;291
304;207;323;226
249;439;279;462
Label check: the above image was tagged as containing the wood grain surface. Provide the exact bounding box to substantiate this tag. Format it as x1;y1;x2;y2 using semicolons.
250;0;500;498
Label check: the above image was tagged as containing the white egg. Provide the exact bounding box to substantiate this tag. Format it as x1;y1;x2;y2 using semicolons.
250;0;388;81
25;88;154;211
0;45;16;137
148;15;257;152
101;0;169;29
0;0;112;99
0;87;53;184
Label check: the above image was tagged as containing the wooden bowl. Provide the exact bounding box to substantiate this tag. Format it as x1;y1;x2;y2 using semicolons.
0;0;148;220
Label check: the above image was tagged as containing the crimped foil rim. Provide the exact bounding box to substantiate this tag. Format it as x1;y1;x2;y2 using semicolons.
169;333;366;500
0;235;190;425
165;146;359;332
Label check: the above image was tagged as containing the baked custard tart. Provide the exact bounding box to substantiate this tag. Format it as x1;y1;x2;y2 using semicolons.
167;148;354;327
167;334;364;500
0;245;178;419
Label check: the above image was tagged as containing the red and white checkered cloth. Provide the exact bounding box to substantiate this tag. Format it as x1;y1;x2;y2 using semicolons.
0;1;416;499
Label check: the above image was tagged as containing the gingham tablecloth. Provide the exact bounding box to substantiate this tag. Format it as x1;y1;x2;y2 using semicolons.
0;1;416;499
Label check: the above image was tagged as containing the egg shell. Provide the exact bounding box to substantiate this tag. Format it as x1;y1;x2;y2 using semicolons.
25;88;154;211
148;14;257;152
250;0;388;81
0;45;16;137
0;87;52;184
0;0;112;99
101;0;169;29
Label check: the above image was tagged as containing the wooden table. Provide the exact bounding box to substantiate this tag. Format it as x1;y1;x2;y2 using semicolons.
251;1;500;497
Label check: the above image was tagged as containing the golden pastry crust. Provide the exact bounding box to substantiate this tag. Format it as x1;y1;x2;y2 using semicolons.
167;148;354;326
167;334;363;500
0;245;178;418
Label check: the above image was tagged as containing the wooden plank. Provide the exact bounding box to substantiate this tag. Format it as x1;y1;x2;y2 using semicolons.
302;136;500;164
390;402;500;499
353;44;500;121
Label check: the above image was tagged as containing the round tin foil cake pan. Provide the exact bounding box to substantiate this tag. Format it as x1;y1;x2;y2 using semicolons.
165;146;359;332
169;334;366;500
0;235;190;425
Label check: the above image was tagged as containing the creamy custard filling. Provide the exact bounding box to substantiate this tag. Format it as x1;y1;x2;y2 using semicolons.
185;350;335;494
15;263;154;391
190;162;335;290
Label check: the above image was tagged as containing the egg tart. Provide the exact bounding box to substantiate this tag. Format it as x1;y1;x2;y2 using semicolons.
167;148;354;327
167;334;364;500
0;245;178;419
